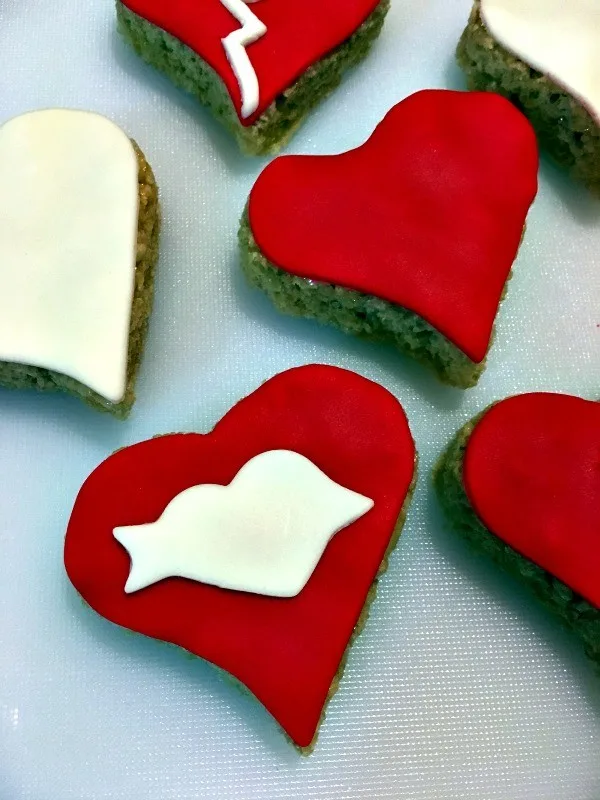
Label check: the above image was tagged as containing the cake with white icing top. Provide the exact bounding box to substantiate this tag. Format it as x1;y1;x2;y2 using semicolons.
0;109;160;417
457;0;600;194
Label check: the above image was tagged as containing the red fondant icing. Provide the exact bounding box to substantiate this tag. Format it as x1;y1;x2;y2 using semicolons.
64;365;415;748
463;393;600;610
120;0;380;125
248;90;538;363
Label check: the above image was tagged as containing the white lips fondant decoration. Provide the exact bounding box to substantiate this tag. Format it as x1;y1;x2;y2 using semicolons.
0;109;139;403
113;449;374;596
481;0;600;122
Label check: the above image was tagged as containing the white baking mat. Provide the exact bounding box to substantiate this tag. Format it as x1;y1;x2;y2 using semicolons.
0;0;599;798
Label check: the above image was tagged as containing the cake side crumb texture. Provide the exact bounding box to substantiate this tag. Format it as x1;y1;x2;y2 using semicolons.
457;1;600;194
434;414;600;666
116;0;390;156
297;465;417;754
239;212;487;389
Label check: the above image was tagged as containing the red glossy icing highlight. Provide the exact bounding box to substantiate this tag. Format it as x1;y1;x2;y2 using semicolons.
120;0;380;125
464;393;600;610
248;90;538;363
64;365;416;748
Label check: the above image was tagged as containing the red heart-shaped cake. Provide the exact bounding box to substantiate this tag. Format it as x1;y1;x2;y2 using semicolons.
463;393;600;610
65;365;416;749
119;0;381;124
244;90;538;383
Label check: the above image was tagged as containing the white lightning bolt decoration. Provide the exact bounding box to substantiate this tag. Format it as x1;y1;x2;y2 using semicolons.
221;0;267;119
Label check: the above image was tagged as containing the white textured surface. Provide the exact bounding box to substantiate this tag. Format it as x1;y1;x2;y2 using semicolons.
0;0;599;798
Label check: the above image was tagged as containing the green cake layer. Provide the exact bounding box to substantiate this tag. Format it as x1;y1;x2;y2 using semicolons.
239;212;497;389
434;412;600;666
117;0;390;156
0;143;160;419
457;1;600;195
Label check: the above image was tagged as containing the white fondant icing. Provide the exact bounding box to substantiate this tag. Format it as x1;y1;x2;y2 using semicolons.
114;450;374;597
0;109;139;403
221;0;267;119
481;0;600;122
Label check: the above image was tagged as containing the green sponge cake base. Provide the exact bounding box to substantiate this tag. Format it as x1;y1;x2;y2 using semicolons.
0;143;160;419
117;0;390;156
434;413;600;666
239;212;488;389
457;1;600;195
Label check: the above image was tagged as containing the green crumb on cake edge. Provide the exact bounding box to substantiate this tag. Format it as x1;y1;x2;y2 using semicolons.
239;210;497;389
116;0;390;157
457;1;600;195
433;411;600;666
0;143;160;419
77;455;418;754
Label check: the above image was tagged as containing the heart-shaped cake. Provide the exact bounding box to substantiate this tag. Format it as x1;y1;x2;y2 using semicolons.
0;109;160;417
435;392;600;663
240;89;539;388
65;365;417;750
117;0;389;155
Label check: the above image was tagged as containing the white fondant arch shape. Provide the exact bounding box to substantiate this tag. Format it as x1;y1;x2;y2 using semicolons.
0;109;139;403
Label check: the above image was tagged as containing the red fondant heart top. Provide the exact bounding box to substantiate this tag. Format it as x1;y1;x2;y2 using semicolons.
248;90;539;363
65;365;416;748
463;393;600;609
120;0;380;125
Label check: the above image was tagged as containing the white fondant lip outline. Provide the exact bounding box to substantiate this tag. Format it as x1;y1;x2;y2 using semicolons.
113;449;375;597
